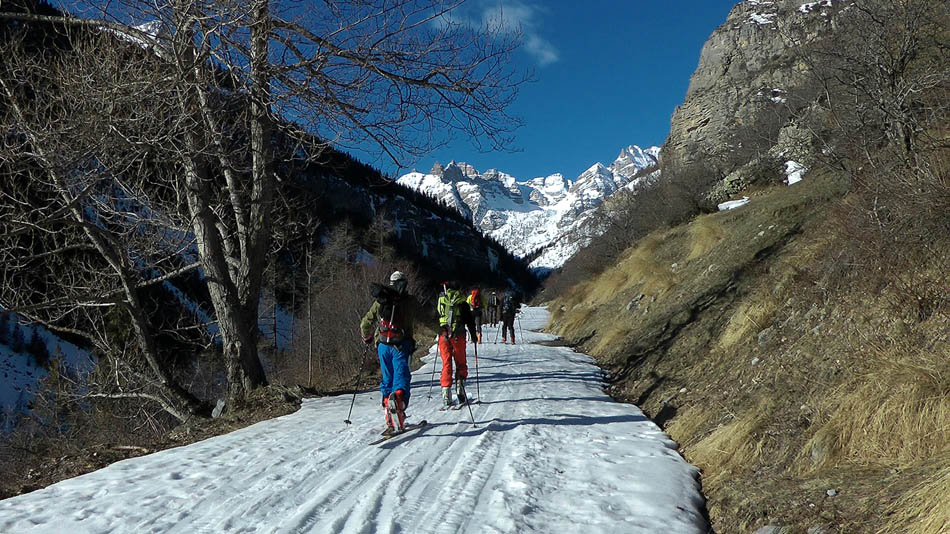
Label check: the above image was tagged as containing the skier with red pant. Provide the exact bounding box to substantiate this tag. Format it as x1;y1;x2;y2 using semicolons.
360;271;420;434
437;281;478;409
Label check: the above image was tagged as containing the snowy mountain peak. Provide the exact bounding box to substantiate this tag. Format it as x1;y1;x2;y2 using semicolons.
397;144;661;269
442;161;480;181
611;145;660;179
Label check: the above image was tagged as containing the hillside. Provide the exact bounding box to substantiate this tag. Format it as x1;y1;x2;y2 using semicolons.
546;0;949;532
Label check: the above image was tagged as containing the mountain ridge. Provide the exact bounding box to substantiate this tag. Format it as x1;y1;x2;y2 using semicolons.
397;144;661;270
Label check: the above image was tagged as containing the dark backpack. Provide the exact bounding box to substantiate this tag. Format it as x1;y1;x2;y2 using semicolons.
502;292;515;314
371;283;406;345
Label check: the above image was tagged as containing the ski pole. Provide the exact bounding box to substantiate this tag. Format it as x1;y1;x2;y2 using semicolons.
459;335;477;426
473;338;481;403
427;334;440;400
517;314;524;342
344;343;370;425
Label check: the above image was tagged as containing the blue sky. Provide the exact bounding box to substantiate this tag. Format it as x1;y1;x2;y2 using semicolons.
361;0;740;181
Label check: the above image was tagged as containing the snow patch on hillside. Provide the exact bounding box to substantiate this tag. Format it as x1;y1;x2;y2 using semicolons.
1;316;96;430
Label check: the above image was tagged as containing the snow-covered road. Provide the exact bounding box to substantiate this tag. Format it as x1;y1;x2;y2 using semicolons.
0;307;708;533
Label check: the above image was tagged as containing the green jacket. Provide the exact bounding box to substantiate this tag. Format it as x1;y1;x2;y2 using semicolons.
360;294;420;347
438;289;477;339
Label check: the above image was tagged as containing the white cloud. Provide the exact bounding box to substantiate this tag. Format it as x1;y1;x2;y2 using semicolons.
483;2;559;65
444;1;559;66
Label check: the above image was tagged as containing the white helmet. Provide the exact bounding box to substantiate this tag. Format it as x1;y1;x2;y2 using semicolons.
390;271;408;293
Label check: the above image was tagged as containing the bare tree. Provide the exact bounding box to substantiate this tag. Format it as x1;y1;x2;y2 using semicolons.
2;0;525;409
0;31;207;421
787;0;949;173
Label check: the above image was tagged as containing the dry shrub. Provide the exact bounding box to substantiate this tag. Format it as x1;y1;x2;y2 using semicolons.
878;454;950;534
686;215;725;261
687;400;776;490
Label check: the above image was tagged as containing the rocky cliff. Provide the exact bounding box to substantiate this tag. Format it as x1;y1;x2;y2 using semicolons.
665;0;844;202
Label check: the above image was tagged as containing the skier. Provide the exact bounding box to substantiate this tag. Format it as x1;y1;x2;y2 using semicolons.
500;289;521;344
360;271;420;434
487;291;499;327
437;281;478;408
467;287;484;343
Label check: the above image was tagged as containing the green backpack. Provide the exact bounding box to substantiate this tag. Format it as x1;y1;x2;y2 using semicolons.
438;288;465;332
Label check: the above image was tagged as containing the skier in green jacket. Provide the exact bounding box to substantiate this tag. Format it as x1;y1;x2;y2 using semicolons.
360;271;421;434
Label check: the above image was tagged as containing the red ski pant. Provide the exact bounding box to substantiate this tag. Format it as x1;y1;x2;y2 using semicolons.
438;334;468;387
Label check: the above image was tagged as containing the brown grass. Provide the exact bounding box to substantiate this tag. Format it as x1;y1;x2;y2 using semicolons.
614;234;675;298
877;456;950;534
686;400;776;491
687;215;725;261
802;342;950;470
717;298;777;351
590;321;632;355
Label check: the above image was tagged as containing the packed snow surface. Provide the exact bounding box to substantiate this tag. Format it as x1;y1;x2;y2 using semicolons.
0;307;707;533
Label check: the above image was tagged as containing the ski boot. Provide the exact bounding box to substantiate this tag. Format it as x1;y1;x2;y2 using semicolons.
501;337;507;344
456;378;467;405
382;397;395;436
388;390;406;431
441;386;453;410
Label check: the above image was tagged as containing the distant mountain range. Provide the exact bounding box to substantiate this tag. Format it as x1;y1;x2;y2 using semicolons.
397;145;661;270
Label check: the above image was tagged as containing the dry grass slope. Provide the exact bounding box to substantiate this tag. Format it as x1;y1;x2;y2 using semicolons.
547;171;949;533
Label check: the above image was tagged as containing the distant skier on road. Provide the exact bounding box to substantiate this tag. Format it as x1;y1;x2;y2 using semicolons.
487;291;500;327
437;281;478;408
500;289;521;344
467;287;484;344
360;271;420;434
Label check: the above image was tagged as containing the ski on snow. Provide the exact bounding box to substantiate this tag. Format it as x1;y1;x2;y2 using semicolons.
369;420;428;446
439;399;476;411
452;398;476;410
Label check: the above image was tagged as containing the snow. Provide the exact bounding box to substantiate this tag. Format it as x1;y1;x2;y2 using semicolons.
1;316;96;429
798;1;835;14
0;307;707;533
748;13;777;25
718;196;750;211
785;161;807;185
103;21;170;57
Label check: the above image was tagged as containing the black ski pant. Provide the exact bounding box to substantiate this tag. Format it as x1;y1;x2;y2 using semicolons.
501;313;516;341
473;311;482;336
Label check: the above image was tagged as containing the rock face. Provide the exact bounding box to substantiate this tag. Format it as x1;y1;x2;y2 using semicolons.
664;0;843;200
397;146;660;269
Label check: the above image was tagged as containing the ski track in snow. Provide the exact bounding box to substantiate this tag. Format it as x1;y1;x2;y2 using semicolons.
0;307;707;533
